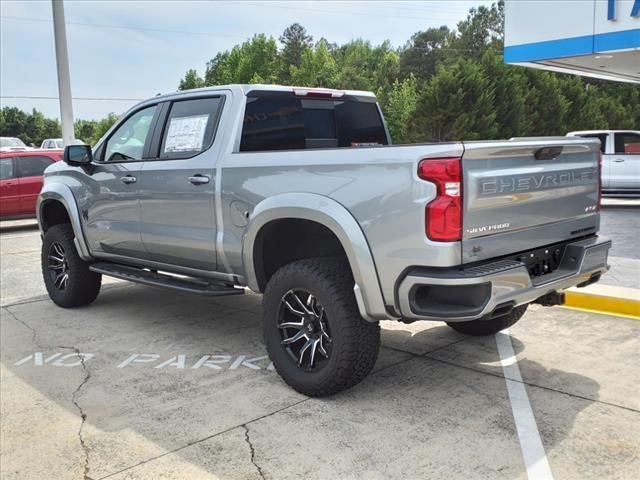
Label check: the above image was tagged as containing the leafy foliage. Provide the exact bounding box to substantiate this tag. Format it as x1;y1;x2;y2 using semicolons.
290;40;339;88
380;75;418;144
0;107;119;146
279;23;313;80
179;69;205;90
412;58;498;141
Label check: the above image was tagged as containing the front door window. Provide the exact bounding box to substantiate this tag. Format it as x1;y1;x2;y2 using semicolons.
104;106;157;162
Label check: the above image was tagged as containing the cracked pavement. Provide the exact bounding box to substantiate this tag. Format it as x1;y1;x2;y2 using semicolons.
1;218;639;479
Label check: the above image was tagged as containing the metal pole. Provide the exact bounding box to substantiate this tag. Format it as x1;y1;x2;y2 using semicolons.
51;0;75;146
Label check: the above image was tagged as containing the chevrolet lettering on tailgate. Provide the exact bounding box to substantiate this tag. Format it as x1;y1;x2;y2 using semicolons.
480;168;598;195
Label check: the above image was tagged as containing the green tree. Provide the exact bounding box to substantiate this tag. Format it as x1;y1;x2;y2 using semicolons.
279;23;313;80
290;40;338;88
454;1;504;56
74;119;96;144
371;49;400;107
203;34;280;85
561;79;607;131
43;117;61;141
411;58;498;142
598;82;640;128
0;108;61;146
23;109;47;146
88;113;119;145
0;107;29;143
330;40;399;93
380;75;418;144
399;26;453;83
1;106;120;146
480;49;528;138
523;70;570;135
179;68;205;90
595;95;633;129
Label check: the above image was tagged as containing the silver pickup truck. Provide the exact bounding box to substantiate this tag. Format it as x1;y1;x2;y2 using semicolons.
37;85;611;396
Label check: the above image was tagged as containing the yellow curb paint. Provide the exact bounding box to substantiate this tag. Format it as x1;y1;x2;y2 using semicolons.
561;305;640;320
563;291;640;320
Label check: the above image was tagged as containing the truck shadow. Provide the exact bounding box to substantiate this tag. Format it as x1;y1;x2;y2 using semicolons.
1;285;605;479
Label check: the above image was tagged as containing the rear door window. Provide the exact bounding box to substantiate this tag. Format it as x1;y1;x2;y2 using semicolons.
614;133;640;155
159;97;224;159
239;94;388;152
0;158;15;180
16;155;54;177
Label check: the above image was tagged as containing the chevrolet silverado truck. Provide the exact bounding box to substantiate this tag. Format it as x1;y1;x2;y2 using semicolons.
37;85;611;396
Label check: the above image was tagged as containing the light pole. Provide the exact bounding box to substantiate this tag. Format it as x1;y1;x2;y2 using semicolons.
51;0;75;146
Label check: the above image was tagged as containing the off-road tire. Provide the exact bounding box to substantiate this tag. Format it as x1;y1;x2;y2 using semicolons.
263;258;380;396
41;223;101;307
446;304;528;336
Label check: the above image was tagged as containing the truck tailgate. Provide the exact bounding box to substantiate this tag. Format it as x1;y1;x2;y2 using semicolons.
461;137;600;263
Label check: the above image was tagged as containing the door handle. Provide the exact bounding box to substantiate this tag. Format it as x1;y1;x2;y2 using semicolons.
613;159;625;163
188;175;210;185
121;175;137;184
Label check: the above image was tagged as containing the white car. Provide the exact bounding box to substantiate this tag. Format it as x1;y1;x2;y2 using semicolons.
0;137;31;152
40;138;84;149
40;138;64;149
567;130;640;196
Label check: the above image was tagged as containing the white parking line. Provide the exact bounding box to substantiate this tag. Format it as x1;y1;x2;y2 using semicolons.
0;232;39;239
496;330;554;480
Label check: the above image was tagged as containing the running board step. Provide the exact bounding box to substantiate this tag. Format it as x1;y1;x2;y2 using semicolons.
89;262;244;297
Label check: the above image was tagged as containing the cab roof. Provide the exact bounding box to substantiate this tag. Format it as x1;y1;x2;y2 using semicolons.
141;84;377;106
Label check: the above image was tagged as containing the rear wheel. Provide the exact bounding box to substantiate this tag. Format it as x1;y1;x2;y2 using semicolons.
263;258;380;396
41;224;101;307
446;305;528;336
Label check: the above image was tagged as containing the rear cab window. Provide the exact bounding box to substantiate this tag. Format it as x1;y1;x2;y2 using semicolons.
614;132;640;155
240;92;388;152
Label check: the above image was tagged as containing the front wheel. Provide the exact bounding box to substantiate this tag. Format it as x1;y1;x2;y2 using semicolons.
446;305;528;336
263;258;380;397
41;224;102;308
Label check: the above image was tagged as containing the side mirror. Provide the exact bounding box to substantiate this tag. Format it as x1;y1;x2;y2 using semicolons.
64;144;93;166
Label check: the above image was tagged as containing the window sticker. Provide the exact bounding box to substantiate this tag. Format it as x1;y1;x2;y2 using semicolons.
164;114;209;153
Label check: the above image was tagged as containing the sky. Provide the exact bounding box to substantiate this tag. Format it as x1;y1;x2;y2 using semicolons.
1;0;492;120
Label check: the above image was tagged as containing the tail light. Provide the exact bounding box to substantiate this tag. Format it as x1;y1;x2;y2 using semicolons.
418;157;462;242
597;151;603;210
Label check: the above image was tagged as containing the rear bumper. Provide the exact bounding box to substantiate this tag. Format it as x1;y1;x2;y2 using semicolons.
397;235;611;322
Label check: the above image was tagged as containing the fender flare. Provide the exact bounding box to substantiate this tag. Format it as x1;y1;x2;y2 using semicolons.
241;192;394;321
37;183;92;261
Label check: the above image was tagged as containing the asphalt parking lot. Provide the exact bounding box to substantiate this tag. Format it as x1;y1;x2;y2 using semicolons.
1;204;638;480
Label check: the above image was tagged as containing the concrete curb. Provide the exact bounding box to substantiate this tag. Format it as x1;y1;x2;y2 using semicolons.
563;284;640;319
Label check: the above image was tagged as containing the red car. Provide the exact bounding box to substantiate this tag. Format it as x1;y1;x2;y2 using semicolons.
0;150;63;219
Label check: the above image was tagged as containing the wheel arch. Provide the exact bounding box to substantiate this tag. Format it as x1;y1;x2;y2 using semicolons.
37;183;92;260
242;192;393;321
